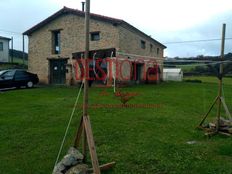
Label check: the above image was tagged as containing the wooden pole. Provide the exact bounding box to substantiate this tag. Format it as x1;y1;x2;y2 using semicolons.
73;1;112;173
216;23;226;132
82;0;90;161
83;0;90;117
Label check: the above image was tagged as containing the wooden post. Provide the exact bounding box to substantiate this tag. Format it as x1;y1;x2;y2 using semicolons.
83;0;90;116
216;23;226;132
83;1;100;173
82;0;90;160
73;1;114;173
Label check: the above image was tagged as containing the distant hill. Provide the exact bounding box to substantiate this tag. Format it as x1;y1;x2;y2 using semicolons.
9;49;28;60
164;52;232;65
164;53;232;76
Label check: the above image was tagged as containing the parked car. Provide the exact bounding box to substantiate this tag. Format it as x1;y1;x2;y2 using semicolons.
0;69;39;89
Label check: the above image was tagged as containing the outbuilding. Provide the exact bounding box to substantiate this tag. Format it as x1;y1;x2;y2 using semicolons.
163;68;183;81
0;36;11;63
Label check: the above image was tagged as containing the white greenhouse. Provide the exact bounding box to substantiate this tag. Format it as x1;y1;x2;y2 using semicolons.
163;68;183;81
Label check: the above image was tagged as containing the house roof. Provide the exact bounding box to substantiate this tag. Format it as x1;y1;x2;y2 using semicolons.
23;7;166;48
0;36;11;40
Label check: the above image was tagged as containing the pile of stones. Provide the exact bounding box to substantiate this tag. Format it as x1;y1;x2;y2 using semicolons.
53;147;88;174
205;117;232;135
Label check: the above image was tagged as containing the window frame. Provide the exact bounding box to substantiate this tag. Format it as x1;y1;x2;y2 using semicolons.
150;44;153;52
141;40;146;49
52;30;61;54
90;32;100;41
0;42;3;51
157;48;160;55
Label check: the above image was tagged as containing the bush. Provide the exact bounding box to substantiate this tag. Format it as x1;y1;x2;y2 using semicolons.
184;79;202;83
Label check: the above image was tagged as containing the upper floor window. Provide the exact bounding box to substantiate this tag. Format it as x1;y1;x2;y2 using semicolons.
141;40;146;49
52;30;61;54
91;32;100;41
157;48;160;55
150;44;153;52
0;42;3;51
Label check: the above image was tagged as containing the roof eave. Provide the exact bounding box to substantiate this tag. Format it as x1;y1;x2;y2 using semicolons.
23;7;166;49
23;7;123;36
120;21;166;49
0;36;11;40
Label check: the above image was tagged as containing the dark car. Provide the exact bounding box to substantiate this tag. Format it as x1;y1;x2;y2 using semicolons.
0;69;39;89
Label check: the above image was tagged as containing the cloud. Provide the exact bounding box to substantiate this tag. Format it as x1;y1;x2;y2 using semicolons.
160;10;232;57
0;0;231;57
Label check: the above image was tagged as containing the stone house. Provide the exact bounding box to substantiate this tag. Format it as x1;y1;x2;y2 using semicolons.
0;36;11;63
23;7;166;85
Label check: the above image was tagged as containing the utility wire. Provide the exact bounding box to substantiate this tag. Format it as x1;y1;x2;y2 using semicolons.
162;60;232;67
164;59;232;63
53;82;84;172
164;38;232;44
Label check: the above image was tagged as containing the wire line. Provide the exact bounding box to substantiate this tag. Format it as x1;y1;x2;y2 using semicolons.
164;38;232;44
52;83;84;172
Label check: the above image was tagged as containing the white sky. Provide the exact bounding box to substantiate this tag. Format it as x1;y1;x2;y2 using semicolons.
0;0;232;57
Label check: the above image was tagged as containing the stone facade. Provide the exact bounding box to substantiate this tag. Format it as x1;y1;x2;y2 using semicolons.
118;25;164;58
27;14;119;84
25;7;165;85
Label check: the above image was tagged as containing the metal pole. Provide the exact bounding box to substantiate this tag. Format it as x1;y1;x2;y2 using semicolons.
216;23;226;132
22;35;25;65
11;37;13;63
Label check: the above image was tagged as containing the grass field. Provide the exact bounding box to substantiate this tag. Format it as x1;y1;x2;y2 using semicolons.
1;79;232;174
0;57;28;71
184;76;232;85
11;57;28;65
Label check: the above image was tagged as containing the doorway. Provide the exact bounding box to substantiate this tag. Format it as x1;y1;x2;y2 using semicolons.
49;59;67;84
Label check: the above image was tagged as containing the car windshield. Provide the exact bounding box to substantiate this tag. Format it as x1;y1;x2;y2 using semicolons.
0;70;15;80
0;70;6;76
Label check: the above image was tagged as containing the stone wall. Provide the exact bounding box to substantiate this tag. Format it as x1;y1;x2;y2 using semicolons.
28;13;120;84
27;13;165;84
118;25;164;58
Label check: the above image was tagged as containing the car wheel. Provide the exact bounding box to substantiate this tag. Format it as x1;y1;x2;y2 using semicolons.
27;81;34;88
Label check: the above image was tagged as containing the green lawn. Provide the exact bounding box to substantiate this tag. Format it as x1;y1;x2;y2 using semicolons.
1;80;232;174
12;57;28;65
184;76;232;85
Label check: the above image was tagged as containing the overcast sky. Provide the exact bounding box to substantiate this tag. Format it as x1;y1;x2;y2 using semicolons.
0;0;232;57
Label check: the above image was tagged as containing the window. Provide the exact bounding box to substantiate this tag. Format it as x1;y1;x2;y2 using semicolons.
1;70;14;80
52;30;61;54
0;42;3;51
141;40;146;49
14;71;28;81
157;48;160;55
91;32;100;41
150;44;153;52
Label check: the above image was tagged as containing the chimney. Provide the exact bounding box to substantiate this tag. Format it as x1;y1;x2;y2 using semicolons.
81;1;85;12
